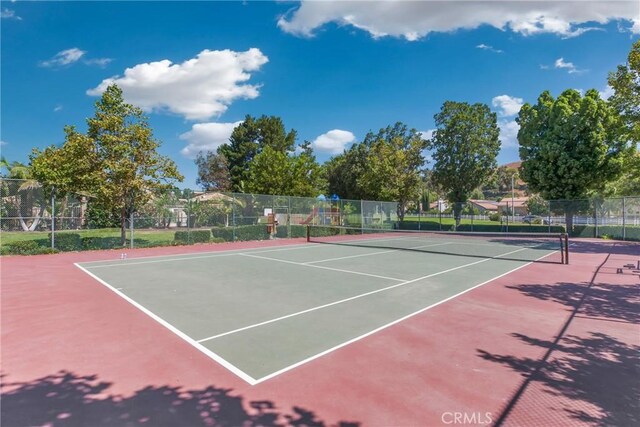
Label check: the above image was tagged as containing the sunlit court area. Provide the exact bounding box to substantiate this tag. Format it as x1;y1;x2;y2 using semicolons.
2;1;639;426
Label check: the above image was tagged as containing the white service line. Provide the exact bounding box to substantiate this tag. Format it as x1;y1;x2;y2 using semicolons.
74;263;259;385
238;252;405;282
303;242;452;264
80;242;328;269
251;247;562;384
197;245;531;344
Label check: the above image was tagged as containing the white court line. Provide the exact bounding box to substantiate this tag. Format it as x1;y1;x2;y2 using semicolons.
74;263;259;385
80;242;327;269
238;252;405;282
197;245;531;343
303;242;452;264
252;248;559;384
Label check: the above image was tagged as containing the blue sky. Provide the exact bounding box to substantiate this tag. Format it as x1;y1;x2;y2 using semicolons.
2;1;638;188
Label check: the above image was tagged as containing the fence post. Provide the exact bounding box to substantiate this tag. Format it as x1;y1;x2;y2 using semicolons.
51;186;55;249
232;194;236;241
622;197;626;241
594;198;598;238
130;210;134;249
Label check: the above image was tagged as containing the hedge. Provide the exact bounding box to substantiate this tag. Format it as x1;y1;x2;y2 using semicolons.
174;230;211;244
398;221;565;234
211;224;306;241
2;240;58;255
49;232;82;251
275;225;307;239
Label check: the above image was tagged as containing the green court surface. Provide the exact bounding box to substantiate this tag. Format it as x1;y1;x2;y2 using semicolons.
77;232;563;384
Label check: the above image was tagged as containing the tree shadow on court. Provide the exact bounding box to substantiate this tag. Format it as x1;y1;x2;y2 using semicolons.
0;371;360;427
478;332;640;426
506;282;640;324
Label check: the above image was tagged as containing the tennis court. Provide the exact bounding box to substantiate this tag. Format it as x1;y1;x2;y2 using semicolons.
76;226;568;384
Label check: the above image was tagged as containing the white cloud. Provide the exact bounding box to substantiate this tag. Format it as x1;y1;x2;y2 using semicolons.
53;104;63;112
0;140;7;147
312;129;355;155
84;58;113;68
87;48;268;121
419;129;436;140
476;44;503;54
499;120;520;149
599;85;615;100
278;1;639;40
492;95;524;117
179;121;242;159
1;8;21;20
555;57;580;73
39;48;86;68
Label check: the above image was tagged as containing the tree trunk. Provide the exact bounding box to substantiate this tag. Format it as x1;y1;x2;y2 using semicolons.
120;206;127;246
565;208;574;236
453;202;462;229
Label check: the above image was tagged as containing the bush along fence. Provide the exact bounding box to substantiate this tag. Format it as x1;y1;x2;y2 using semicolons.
1;178;638;255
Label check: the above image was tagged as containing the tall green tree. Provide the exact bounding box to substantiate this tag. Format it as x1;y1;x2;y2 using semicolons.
195;152;231;191
607;40;639;143
358;123;427;220
517;89;628;230
429;101;500;227
219;115;297;192
30;84;183;245
324;143;369;199
604;40;640;196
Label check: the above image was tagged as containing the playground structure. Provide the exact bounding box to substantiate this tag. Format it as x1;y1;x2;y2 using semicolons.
299;205;341;226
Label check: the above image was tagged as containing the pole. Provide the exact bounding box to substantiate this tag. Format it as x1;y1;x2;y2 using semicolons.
51;186;55;249
511;174;515;223
622;197;626;241
130;209;134;249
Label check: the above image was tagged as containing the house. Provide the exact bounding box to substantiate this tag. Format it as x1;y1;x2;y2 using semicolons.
467;200;500;213
497;196;529;215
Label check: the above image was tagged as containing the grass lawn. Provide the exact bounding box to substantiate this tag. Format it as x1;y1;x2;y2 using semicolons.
0;228;178;248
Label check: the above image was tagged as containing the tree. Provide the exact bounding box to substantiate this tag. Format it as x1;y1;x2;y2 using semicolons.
605;40;640;196
218;115;321;197
195;152;231;192
358;123;427;220
608;40;639;143
30;84;183;245
517;89;628;231
289;141;324;197
429;101;501;227
219;115;297;192
324;143;370;200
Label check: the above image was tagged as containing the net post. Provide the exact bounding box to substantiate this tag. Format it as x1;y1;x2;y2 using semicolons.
563;233;569;264
306;225;311;242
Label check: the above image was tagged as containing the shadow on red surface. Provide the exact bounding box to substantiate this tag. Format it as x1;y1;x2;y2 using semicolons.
1;371;360;427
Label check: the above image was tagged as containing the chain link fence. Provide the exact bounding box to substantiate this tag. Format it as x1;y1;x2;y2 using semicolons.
0;179;400;254
2;178;638;255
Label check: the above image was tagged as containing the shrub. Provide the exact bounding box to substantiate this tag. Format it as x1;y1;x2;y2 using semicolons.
275;225;307;239
489;213;500;222
50;233;82;251
81;236;123;250
174;230;211;244
3;240;58;255
212;225;271;242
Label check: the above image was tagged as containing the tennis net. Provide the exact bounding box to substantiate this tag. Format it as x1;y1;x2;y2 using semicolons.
307;225;569;264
